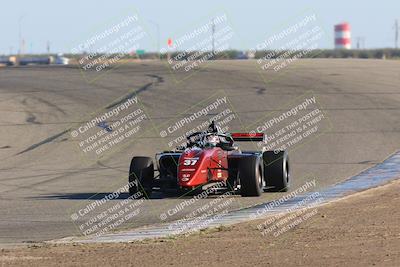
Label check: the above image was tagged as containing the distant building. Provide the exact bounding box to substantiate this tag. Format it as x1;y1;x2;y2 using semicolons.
53;54;69;65
0;56;13;66
334;23;351;49
246;50;255;59
236;51;248;59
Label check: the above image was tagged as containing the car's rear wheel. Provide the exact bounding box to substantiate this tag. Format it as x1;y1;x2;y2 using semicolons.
239;155;263;197
263;150;289;192
128;156;154;198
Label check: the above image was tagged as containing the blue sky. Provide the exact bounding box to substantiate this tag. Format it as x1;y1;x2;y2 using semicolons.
1;0;399;54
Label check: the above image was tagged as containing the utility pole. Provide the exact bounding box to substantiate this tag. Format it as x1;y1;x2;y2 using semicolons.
211;17;215;56
148;20;160;59
18;15;25;55
46;41;50;54
356;37;365;49
394;19;399;49
156;24;160;58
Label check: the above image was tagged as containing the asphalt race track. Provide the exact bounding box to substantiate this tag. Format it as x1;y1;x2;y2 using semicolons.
0;59;399;244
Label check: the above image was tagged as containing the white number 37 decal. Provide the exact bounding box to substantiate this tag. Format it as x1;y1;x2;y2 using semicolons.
183;159;198;166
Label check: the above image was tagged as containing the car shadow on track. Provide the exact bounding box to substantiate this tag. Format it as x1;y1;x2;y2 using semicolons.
30;192;169;200
31;190;238;200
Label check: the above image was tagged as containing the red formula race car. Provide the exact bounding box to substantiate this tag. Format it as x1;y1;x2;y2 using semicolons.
128;122;290;198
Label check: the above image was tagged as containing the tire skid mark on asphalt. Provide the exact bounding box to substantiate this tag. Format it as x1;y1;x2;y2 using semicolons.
105;83;152;110
105;74;163;110
51;150;400;244
13;74;164;156
15;129;70;155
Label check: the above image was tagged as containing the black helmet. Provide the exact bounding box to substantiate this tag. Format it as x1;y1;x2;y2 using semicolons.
207;121;221;133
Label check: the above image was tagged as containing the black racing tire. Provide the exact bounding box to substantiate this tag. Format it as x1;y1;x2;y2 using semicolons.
239;155;263;197
263;150;290;192
128;156;154;198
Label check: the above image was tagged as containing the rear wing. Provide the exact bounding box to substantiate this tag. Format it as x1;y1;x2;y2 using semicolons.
231;132;265;142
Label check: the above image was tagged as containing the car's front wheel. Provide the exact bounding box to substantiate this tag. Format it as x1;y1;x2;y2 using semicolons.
128;156;154;198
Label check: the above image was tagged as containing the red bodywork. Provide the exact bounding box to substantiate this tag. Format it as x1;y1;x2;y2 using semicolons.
178;147;228;188
177;132;264;188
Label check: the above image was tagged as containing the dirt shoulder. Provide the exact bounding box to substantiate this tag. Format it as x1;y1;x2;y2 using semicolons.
1;179;400;267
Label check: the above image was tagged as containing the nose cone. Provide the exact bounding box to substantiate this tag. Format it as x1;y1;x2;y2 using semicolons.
178;148;207;187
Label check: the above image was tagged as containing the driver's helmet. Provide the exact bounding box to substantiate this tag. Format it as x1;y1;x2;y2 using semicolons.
205;134;220;147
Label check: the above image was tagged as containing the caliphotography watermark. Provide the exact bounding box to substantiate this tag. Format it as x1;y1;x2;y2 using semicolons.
248;92;332;152
252;178;324;238
168;191;237;235
70;181;145;237
251;11;326;82
71;12;149;82
158;92;238;149
70;96;150;161
159;181;228;221
160;12;236;82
